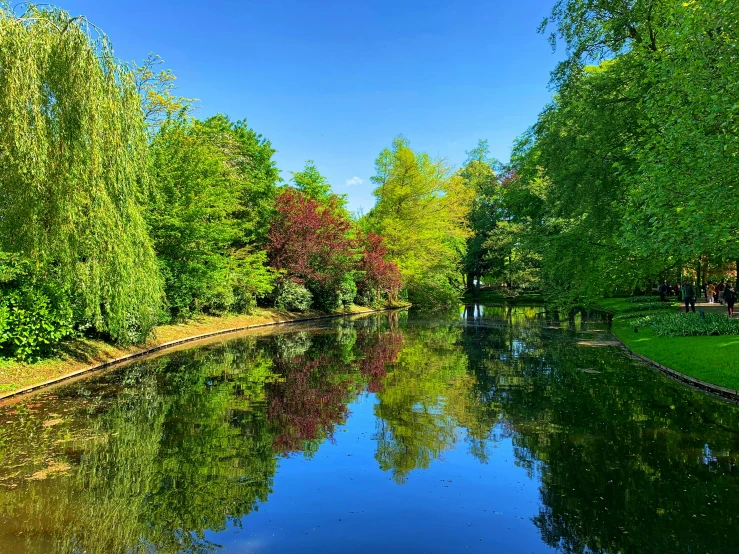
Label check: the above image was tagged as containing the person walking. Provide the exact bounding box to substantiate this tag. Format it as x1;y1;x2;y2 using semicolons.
718;281;725;305
706;282;715;304
683;280;696;313
725;282;737;317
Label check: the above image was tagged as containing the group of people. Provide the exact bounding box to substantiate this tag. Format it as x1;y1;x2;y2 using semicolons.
659;280;737;317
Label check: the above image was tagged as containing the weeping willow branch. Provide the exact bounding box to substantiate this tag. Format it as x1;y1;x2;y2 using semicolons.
0;2;163;342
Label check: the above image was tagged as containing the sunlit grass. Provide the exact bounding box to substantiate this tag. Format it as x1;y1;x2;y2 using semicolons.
604;298;739;391
0;305;401;397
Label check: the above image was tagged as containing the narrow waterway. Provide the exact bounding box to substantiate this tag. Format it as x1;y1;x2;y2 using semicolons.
1;305;738;553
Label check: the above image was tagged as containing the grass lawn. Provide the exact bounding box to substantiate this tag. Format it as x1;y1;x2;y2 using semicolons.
598;297;739;391
0;303;408;398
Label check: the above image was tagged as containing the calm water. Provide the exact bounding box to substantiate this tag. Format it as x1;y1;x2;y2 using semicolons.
1;305;739;554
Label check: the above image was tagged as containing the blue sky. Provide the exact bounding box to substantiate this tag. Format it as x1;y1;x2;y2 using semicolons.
59;0;560;213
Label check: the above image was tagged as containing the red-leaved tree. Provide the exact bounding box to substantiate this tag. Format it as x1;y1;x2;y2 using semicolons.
267;188;355;308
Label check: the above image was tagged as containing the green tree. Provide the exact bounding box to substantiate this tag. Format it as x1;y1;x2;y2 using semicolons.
0;3;162;343
621;0;739;266
366;137;472;304
147;115;276;318
133;52;196;135
290;160;349;213
459;140;503;292
510;0;739;302
291;160;331;202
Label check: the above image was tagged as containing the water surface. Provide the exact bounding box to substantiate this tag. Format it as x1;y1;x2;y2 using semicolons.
1;305;738;553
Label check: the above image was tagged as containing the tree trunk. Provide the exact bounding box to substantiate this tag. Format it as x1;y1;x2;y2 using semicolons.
702;260;708;288
695;261;702;289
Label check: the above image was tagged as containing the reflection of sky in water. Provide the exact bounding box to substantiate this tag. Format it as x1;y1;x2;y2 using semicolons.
1;307;739;554
210;398;546;554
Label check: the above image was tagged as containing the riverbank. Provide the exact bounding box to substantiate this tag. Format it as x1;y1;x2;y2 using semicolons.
595;297;739;391
0;303;409;399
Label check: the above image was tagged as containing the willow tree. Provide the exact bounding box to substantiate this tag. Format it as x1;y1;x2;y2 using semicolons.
0;3;162;342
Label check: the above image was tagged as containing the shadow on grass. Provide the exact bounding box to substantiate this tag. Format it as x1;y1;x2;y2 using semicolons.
54;339;115;365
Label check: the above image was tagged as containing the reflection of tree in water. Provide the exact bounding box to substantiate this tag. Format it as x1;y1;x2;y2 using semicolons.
0;314;406;553
462;315;739;554
266;315;405;455
0;339;280;554
372;324;478;484
370;308;548;483
356;318;405;393
267;349;357;456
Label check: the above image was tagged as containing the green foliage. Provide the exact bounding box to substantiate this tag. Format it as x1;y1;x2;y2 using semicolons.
620;0;739;263
355;288;383;308
366;137;472;304
626;296;662;304
338;275;358;309
459;140;505;290
620;302;666;313
133;52;196;134
147;115;276;318
291;160;346;207
0;3;163;343
310;276;357;312
634;312;739;338
509;0;739;307
274;280;313;312
0;253;75;361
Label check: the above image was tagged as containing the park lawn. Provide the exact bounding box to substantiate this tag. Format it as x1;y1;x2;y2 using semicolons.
602;298;739;391
0;303;408;398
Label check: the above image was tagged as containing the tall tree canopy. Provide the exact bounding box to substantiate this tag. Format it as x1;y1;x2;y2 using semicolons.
366;137;472;304
459;140;503;292
147;115;276;318
0;3;162;342
508;0;739;303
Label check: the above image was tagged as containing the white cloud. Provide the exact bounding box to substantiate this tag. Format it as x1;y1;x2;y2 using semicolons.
345;176;364;186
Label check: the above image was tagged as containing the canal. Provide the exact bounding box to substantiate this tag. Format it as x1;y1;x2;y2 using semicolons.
1;305;738;553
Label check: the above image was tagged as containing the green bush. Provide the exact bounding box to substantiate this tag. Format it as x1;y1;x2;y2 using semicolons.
621;302;666;313
337;276;357;310
309;275;357;312
633;312;739;337
626;296;662;303
0;253;75;361
274;280;313;312
356;288;384;309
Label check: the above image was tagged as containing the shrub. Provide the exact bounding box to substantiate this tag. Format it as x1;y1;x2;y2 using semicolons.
274;280;313;312
337;276;357;310
621;302;666;313
0;253;75;361
310;276;357;312
626;296;662;303
356;288;383;309
633;312;739;337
